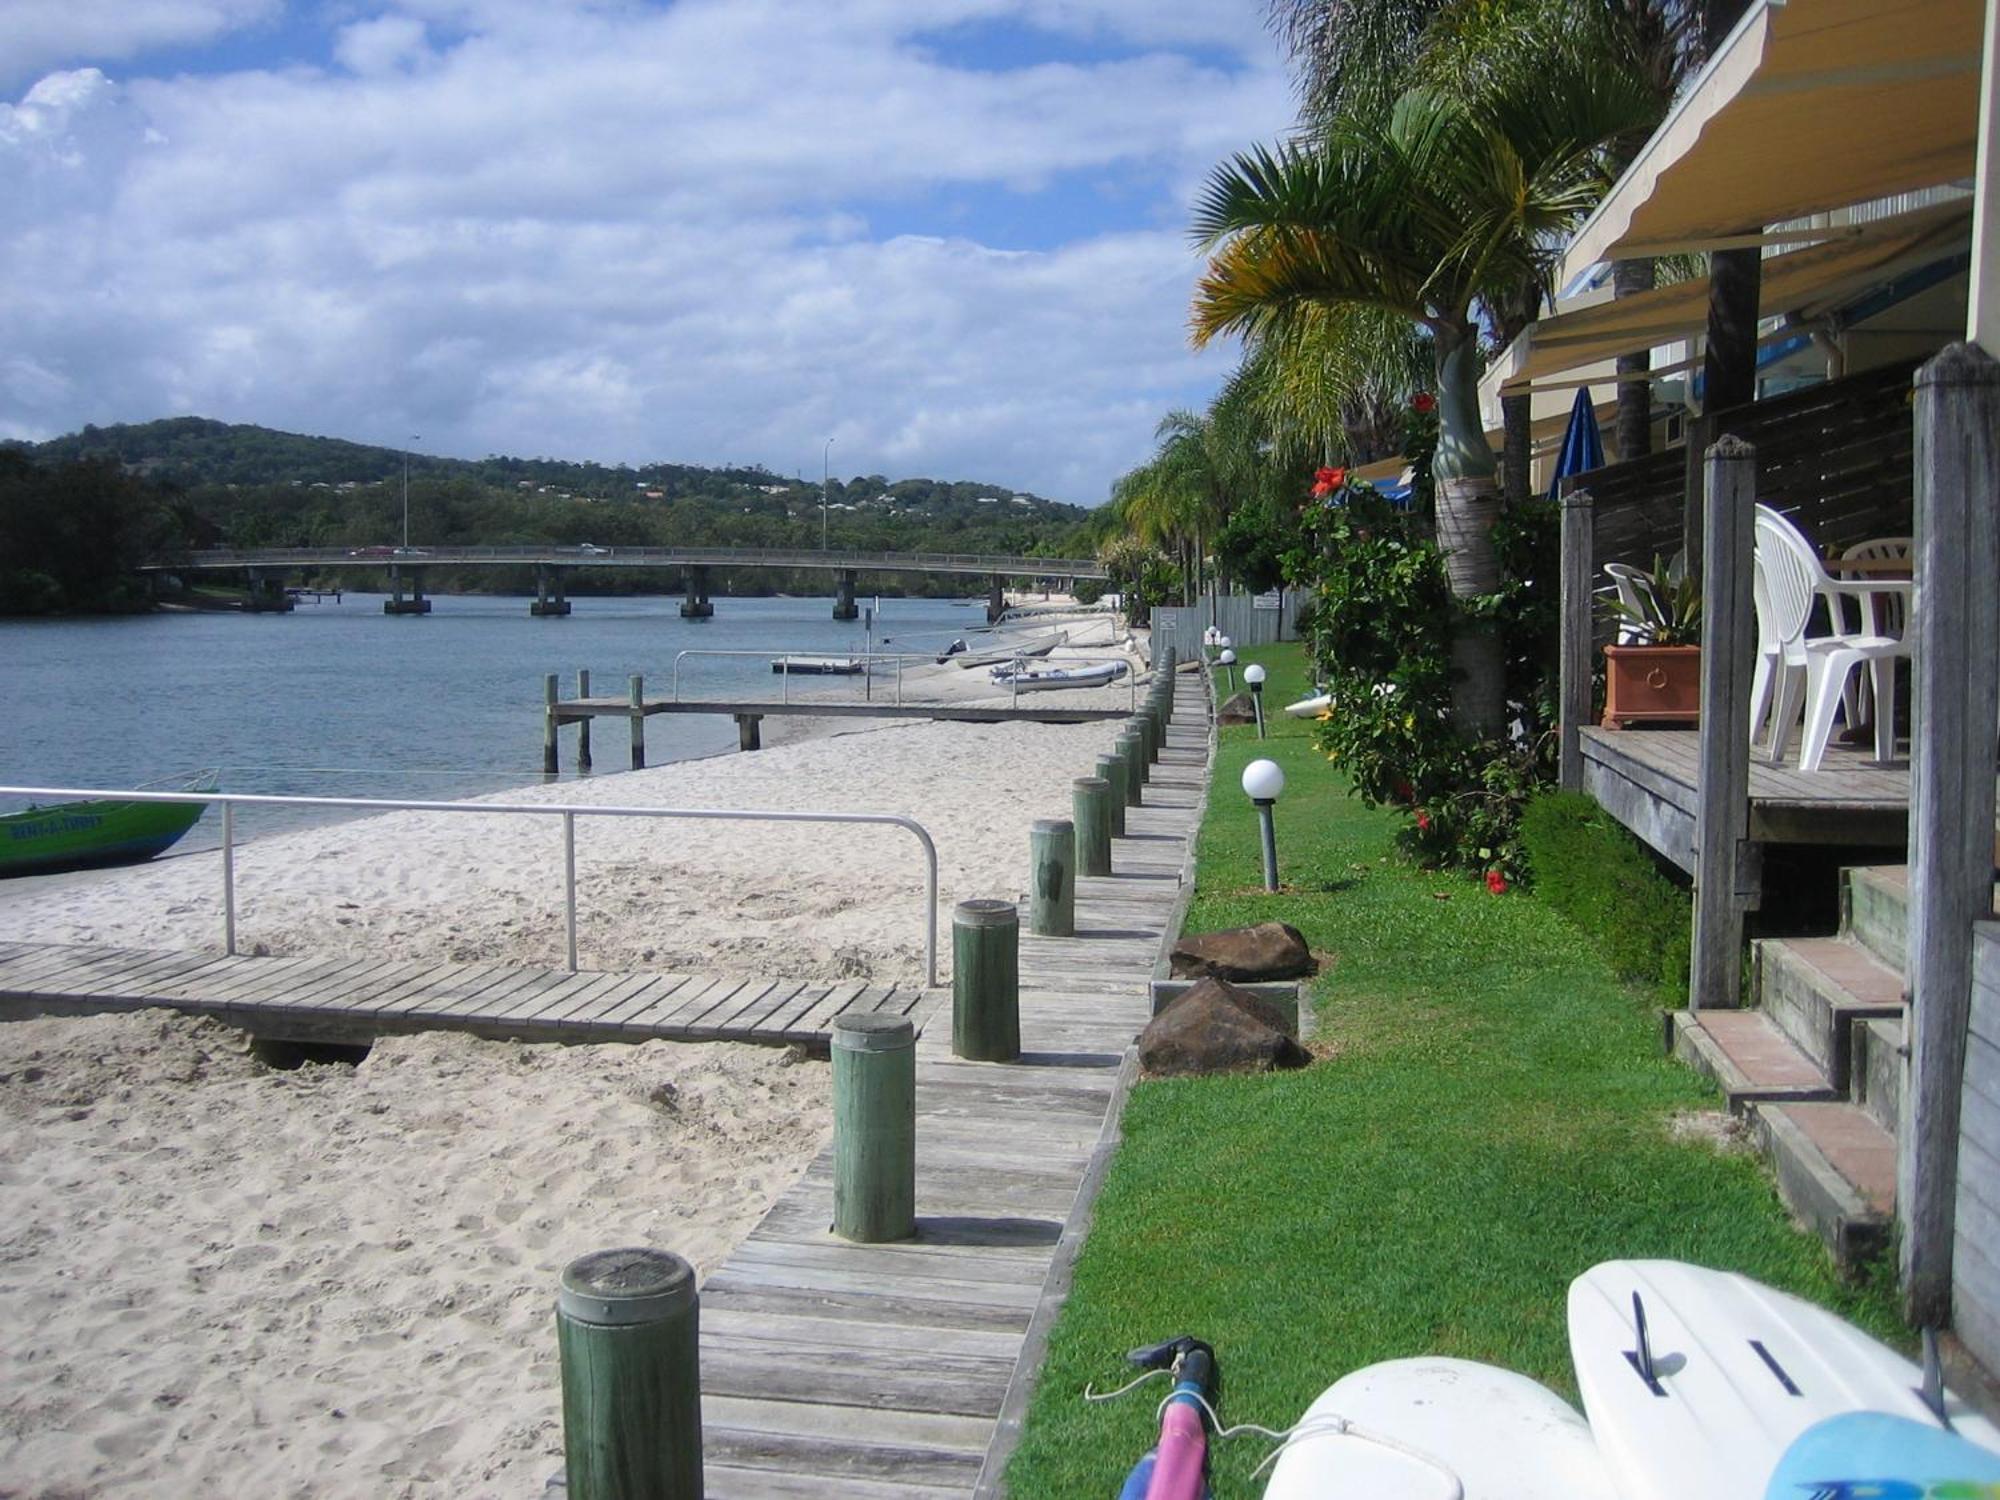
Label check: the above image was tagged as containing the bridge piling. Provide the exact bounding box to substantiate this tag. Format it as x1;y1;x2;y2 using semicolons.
833;569;859;621
986;574;1005;623
532;566;572;617
679;565;713;619
384;564;431;615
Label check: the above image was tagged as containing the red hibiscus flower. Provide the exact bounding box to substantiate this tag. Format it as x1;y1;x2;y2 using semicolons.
1412;392;1436;414
1414;809;1431;833
1310;465;1346;499
1485;869;1508;894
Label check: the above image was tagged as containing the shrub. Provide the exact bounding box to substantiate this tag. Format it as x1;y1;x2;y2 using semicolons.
1520;791;1691;1003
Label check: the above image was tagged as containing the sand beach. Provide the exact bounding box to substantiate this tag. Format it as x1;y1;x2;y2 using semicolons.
0;608;1146;1496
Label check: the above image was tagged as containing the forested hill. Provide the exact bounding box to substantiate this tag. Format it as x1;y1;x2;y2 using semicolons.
14;417;1094;531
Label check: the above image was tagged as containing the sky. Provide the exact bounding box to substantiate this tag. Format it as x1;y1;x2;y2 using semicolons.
0;1;1298;505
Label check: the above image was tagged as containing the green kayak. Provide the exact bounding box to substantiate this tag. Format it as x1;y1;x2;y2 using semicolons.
1;775;217;877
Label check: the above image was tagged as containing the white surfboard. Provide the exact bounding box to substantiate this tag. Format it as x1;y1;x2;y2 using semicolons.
1262;1356;1620;1499
1568;1259;2000;1500
1283;693;1333;719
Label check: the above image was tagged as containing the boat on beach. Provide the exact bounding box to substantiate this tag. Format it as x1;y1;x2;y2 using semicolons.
989;660;1128;692
1;773;217;877
957;632;1066;669
771;655;866;675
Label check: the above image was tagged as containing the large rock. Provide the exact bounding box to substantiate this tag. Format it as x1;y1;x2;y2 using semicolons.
1138;977;1309;1076
1170;921;1315;981
1217;692;1255;725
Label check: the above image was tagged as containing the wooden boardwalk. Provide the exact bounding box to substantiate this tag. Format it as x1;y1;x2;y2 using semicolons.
692;686;1211;1498
0;940;930;1049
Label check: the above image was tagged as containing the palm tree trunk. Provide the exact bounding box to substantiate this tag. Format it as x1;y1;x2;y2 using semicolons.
1432;325;1507;737
1613;257;1654;460
1500;392;1532;503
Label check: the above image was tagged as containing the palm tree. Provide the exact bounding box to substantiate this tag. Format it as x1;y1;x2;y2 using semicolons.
1192;61;1658;732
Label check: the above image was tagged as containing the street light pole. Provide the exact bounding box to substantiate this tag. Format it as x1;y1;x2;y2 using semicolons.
403;435;419;548
822;437;834;550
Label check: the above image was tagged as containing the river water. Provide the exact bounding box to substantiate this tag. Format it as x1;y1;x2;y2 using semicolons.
0;591;989;847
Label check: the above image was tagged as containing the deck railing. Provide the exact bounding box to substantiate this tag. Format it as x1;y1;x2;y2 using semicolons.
0;786;941;986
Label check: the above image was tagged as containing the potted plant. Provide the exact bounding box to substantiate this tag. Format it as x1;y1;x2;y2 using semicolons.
1600;555;1702;728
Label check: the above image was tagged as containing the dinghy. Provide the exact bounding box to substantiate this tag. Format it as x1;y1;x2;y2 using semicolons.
771;655;864;675
1;773;217;877
990;660;1128;692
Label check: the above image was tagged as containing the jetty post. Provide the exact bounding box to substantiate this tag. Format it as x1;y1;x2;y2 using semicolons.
544;675;560;775
555;1246;702;1500
1029;818;1075;937
1114;731;1144;807
1073;776;1113;877
1121;722;1150;787
577;669;593;772
629;675;645;771
952;899;1021;1062
1095;752;1127;838
831;1012;918;1242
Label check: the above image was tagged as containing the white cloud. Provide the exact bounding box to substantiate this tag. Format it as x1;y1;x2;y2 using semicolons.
0;0;279;91
0;1;1293;502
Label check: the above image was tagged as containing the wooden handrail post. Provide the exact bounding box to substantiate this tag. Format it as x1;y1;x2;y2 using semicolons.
1558;482;1595;792
1690;435;1756;1010
1900;342;2000;1326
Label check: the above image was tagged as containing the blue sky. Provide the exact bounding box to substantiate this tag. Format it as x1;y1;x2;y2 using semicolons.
0;1;1296;503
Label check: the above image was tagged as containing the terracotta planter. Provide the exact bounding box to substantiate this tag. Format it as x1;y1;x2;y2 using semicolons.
1602;644;1701;728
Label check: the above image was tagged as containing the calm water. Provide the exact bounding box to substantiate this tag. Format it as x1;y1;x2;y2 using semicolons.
0;591;987;847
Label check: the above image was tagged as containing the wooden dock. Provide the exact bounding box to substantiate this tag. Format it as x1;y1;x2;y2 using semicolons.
0;940;930;1050
552;695;1135;726
690;683;1211;1497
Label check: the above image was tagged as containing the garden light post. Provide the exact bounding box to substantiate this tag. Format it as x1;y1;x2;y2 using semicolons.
1244;662;1267;738
1219;648;1236;697
822;437;834;550
1243;758;1284;892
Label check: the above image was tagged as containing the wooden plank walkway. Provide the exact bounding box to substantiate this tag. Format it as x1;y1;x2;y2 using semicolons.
691;685;1212;1498
553;696;1134;726
0;942;930;1049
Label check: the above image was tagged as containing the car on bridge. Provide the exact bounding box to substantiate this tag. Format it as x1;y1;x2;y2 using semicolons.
347;546;394;558
568;542;611;555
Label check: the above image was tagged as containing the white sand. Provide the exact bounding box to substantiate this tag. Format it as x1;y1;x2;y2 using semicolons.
0;629;1147;1497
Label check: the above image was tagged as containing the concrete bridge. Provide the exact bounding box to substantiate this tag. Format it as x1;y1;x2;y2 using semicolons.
151;545;1106;620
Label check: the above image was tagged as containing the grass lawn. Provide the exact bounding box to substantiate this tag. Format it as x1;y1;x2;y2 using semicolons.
1004;639;1903;1496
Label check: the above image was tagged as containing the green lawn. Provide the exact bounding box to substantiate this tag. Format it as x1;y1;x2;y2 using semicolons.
1004;640;1903;1496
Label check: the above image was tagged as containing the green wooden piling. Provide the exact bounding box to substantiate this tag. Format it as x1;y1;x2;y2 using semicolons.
544;674;560;775
1095;753;1127;837
629;674;645;771
1073;776;1113;877
832;1013;917;1242
556;1246;702;1500
1115;733;1143;807
953;898;1021;1062
577;668;593;772
1029;818;1075;937
1125;719;1152;782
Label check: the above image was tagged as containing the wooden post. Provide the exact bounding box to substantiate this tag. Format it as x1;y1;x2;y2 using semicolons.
577;668;593;772
1680;412;1715;579
831;1012;917;1242
1095;753;1127;838
1901;343;2000;1326
1558;483;1595;792
556;1246;702;1500
952;899;1020;1062
1073;776;1112;876
1029;818;1075;937
735;713;762;752
1115;732;1144;805
1690;435;1757;1010
544;674;560;775
629;674;645;771
1124;720;1151;784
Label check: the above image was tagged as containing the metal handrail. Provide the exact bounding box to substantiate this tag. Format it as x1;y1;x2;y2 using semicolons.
667;647;1138;709
0;786;940;986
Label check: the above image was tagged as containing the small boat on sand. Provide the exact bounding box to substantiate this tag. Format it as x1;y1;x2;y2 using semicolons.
1;773;217;877
957;632;1065;669
990;660;1128;692
771;655;865;675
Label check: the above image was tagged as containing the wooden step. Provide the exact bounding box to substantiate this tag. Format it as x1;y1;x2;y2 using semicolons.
1752;936;1905;1091
1842;865;1909;977
1851;1014;1905;1137
1669;1009;1839;1109
1748;1100;1895;1268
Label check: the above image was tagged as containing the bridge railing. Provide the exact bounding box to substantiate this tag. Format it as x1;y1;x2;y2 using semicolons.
0;785;940;986
160;545;1106;577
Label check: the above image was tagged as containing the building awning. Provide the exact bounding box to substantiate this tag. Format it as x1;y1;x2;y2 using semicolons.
1556;0;1983;287
1497;197;1972;394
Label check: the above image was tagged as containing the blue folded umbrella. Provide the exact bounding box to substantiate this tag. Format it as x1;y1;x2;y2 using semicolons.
1546;387;1605;501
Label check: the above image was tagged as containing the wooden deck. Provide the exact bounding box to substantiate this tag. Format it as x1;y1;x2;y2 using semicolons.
691;687;1211;1497
1579;726;1915;875
0;940;933;1049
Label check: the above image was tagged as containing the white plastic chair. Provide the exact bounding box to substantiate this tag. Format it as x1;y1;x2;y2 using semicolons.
1602;562;1661;644
1834;537;1912;727
1753;506;1913;772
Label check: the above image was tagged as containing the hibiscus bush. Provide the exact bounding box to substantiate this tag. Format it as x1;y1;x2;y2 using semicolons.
1283;396;1557;888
